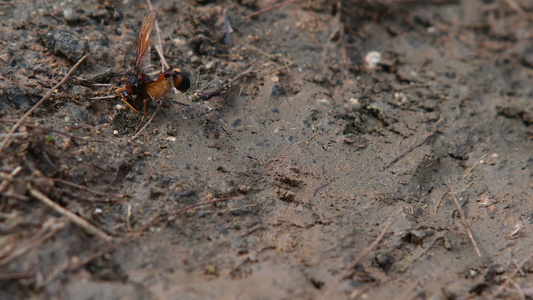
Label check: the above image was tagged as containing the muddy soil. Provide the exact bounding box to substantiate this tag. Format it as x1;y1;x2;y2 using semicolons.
2;0;533;299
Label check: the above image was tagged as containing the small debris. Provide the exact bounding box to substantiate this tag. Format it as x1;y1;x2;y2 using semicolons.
344;98;361;111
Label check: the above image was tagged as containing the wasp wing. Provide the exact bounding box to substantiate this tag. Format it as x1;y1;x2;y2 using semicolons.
142;76;171;102
135;10;157;72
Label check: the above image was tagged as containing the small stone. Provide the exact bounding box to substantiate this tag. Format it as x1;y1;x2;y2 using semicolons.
396;65;420;82
317;98;330;106
313;74;328;84
0;53;10;64
344;98;361;111
44;30;89;62
63;8;83;23
63;102;89;123
69;85;90;98
205;60;215;69
33;63;49;73
365;51;382;70
271;84;286;97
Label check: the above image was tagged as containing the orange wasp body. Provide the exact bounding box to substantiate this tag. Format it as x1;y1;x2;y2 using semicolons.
116;10;190;119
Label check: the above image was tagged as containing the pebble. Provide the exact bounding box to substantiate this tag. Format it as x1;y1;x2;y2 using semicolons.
365;51;382;70
344;98;361;111
63;8;83;23
270;84;286;97
63;102;89;123
44;30;89;62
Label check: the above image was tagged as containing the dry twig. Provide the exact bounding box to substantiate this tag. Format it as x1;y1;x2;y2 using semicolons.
27;183;112;242
322;220;393;300
0;218;65;267
0;166;22;193
0;118;105;143
383;119;443;171
192;67;260;102
489;253;533;299
71;196;240;272
54;178;109;197
446;181;482;257
131;100;163;141
145;0;170;70
0;54;88;153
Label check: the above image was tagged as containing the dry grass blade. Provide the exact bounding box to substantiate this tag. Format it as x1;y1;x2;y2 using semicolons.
447;181;482;258
0;218;65;267
54;178;109;197
72;196;241;270
0;166;22;193
131;100;163;141
145;0;170;70
0;54;88;153
0;118;105;143
489;253;533;299
27;184;113;243
321;220;393;300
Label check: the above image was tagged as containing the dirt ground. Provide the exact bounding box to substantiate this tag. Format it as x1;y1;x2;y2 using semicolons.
2;0;533;299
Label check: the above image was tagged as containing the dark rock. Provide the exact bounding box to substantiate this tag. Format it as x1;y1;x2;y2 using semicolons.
44;30;89;62
270;84;286;97
2;86;36;109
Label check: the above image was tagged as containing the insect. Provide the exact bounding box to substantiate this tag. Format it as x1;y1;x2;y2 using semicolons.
116;10;190;121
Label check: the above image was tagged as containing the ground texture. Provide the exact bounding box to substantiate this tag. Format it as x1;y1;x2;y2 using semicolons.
2;0;533;299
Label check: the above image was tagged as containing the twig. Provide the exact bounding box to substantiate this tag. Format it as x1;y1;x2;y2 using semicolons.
0;218;65;267
0;118;105;143
446;181;482;257
242;0;299;19
0;271;35;280
192;67;260;101
90;95;116;100
0;192;30;201
0;132;28;139
0;1;13;4
72;196;240;271
313;183;330;197
54;178;109;197
462;153;487;179
383;120;442;171
505;0;530;20
509;279;526;300
0;166;22;193
322;220;393;300
27;183;112;243
131;100;163;141
0;54;88;152
489;253;533;299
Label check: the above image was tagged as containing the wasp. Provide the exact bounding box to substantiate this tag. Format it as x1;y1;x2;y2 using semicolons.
116;10;190;121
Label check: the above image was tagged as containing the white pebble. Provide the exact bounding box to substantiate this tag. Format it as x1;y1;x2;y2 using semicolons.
365;51;382;70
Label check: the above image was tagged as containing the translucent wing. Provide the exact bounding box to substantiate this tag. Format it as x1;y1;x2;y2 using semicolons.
135;10;157;72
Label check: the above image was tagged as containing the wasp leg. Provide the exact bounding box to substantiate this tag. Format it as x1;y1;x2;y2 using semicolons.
116;88;141;114
141;97;149;123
